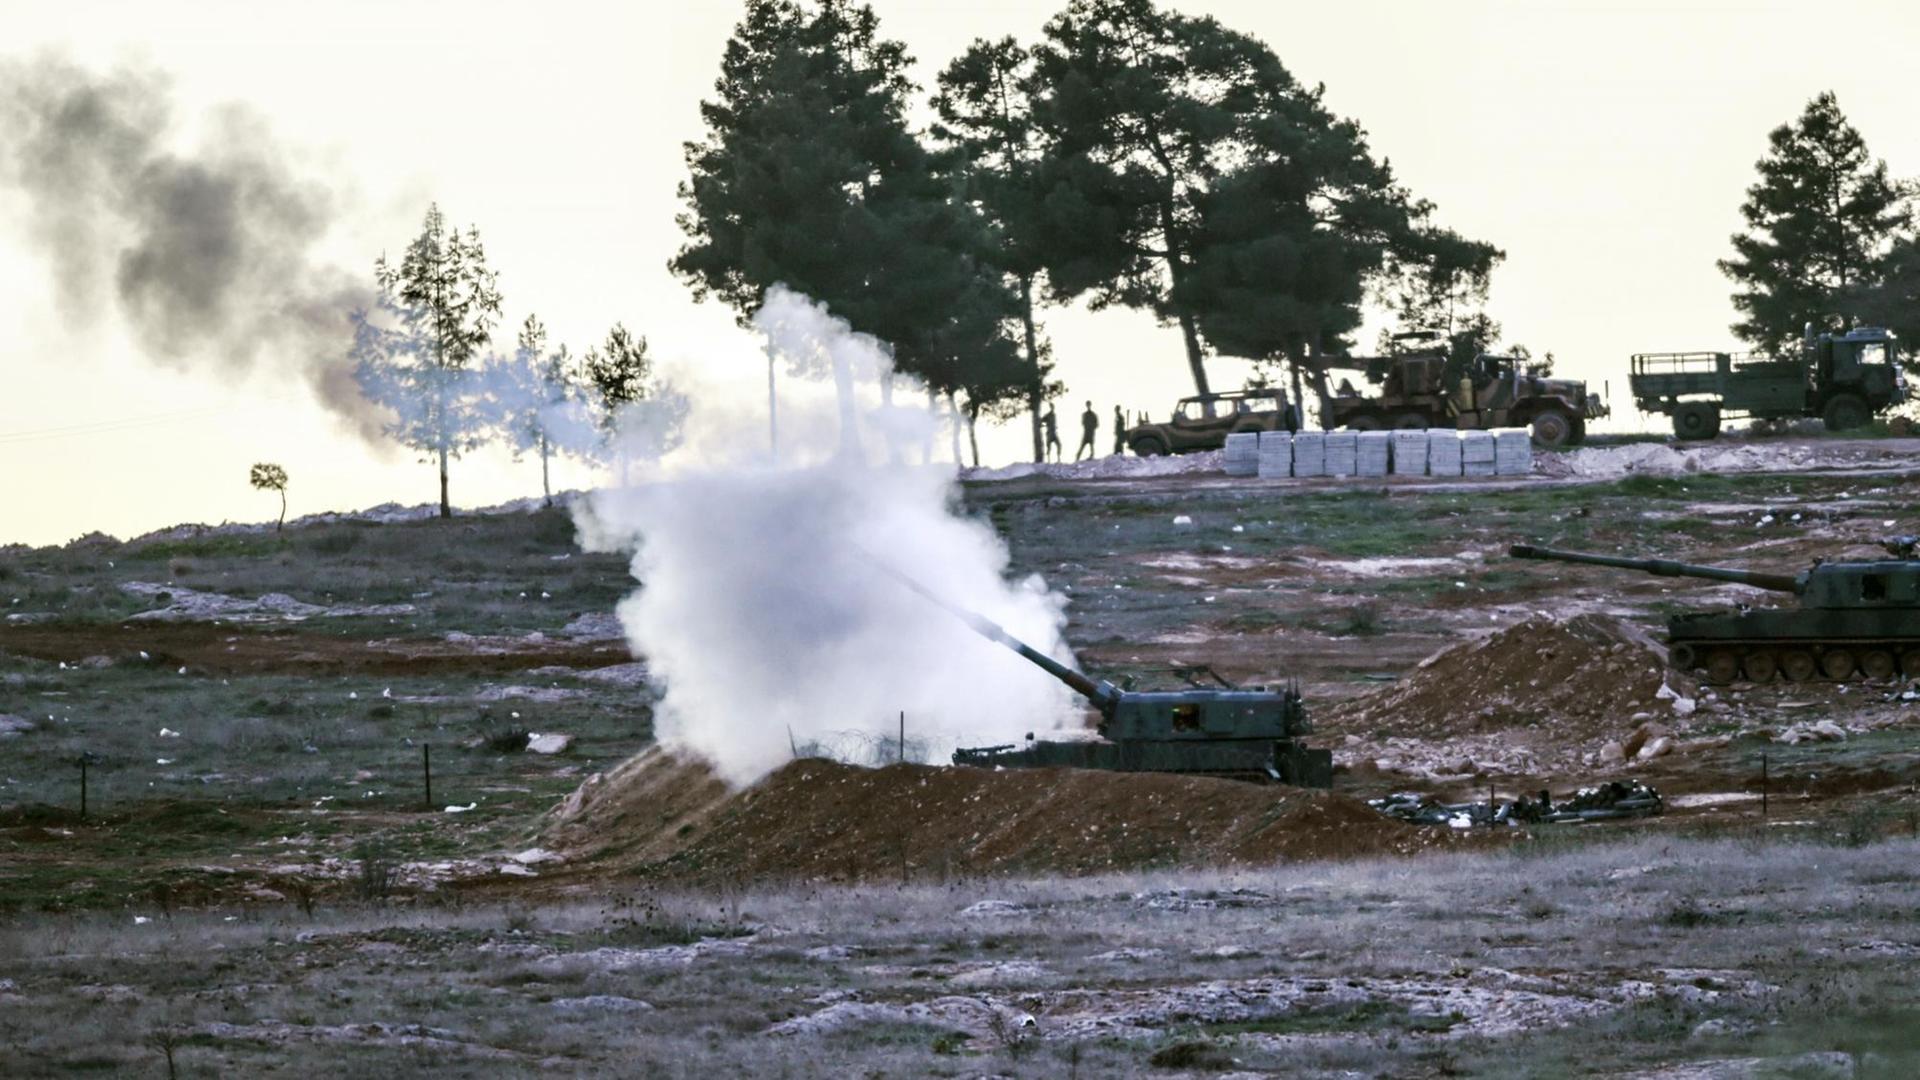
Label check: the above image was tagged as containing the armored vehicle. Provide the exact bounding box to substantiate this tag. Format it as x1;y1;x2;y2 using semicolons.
1629;324;1908;439
1125;388;1298;457
1510;541;1920;684
1326;330;1609;448
881;565;1330;785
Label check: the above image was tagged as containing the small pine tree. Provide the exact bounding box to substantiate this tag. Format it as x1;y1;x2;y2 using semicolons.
249;462;289;531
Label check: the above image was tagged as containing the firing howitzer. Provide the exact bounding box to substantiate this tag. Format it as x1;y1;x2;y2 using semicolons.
870;558;1330;786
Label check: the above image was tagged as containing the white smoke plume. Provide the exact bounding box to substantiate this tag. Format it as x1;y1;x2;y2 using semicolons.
0;55;379;439
578;287;1080;786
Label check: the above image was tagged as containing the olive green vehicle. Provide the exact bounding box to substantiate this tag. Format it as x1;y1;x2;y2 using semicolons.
1628;325;1908;439
880;562;1330;786
1124;388;1297;457
1327;331;1609;448
1511;541;1920;684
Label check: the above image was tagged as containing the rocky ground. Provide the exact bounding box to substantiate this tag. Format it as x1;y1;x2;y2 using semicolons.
2;431;1919;1075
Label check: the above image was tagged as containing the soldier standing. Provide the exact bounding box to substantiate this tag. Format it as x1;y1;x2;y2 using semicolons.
1113;404;1126;455
1043;405;1061;461
1075;401;1099;461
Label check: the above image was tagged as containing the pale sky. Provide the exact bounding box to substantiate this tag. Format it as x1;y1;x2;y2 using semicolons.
4;0;1918;547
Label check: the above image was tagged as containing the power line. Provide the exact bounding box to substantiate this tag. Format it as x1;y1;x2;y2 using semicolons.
0;406;235;445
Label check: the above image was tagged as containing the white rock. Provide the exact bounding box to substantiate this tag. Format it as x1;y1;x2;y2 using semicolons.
526;733;573;755
1638;736;1675;760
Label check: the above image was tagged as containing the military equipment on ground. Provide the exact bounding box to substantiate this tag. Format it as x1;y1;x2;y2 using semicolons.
878;564;1330;785
1629;325;1908;439
1326;330;1609;448
1371;780;1663;828
1509;541;1920;684
1125;388;1298;457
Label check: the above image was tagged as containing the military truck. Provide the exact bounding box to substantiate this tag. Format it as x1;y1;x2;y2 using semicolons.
1629;324;1908;439
1326;331;1608;448
1124;388;1297;457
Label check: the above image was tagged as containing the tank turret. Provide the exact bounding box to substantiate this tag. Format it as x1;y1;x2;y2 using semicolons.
877;562;1329;786
1509;543;1920;684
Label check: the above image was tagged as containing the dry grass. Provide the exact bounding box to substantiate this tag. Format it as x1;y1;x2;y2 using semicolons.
3;835;1918;1076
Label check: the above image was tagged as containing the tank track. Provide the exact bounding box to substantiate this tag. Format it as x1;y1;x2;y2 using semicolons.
1671;640;1920;684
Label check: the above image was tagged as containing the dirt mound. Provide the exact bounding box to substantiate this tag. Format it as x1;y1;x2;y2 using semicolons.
541;747;1464;882
1322;614;1695;744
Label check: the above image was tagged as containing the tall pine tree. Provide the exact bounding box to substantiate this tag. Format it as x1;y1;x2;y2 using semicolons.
352;204;503;518
1719;92;1905;355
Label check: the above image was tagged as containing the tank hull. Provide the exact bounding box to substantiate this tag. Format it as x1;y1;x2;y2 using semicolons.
1668;610;1920;683
953;737;1333;788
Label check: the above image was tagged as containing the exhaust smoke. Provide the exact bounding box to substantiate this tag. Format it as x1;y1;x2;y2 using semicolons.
0;55;379;439
578;288;1080;786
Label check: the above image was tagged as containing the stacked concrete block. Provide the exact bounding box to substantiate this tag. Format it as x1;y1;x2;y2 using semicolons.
1493;427;1533;475
1289;431;1325;477
1390;430;1429;476
1223;431;1260;477
1256;431;1293;479
1356;430;1392;476
1461;430;1497;476
1323;431;1357;476
1427;429;1464;477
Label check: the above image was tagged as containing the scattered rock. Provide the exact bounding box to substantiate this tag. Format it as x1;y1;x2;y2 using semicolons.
1638;736;1675;761
0;715;35;737
1598;741;1627;765
960;900;1028;919
525;733;572;755
552;995;654;1014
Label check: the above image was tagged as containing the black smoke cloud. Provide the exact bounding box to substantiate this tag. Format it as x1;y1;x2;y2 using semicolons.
0;55;381;439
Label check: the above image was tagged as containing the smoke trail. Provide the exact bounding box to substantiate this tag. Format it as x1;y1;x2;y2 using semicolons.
0;55;378;439
578;287;1079;786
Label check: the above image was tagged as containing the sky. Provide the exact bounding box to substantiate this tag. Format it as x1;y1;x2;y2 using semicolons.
3;0;1918;547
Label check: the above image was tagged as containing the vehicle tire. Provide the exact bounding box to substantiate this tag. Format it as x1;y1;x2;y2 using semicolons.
1900;649;1920;677
1860;649;1897;682
1742;651;1778;683
1779;650;1817;682
1129;434;1169;457
1530;408;1573;448
1672;402;1720;440
1346;414;1383;432
1819;648;1857;680
1392;412;1429;430
1704;650;1740;685
1822;394;1869;432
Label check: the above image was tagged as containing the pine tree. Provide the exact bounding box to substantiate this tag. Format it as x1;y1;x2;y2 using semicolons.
353;204;504;517
486;314;588;507
1719;92;1906;355
1025;0;1495;412
934;38;1058;462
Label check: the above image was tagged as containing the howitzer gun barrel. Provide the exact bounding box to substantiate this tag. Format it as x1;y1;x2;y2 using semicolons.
1509;544;1800;593
871;560;1120;711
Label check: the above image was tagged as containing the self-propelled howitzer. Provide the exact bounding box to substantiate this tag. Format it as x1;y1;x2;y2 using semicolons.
1510;541;1920;683
883;568;1331;786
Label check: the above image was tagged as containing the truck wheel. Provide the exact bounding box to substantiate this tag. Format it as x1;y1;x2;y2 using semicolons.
1391;412;1428;429
1529;408;1572;448
1672;403;1720;440
1129;434;1169;457
1346;415;1382;432
1822;394;1869;432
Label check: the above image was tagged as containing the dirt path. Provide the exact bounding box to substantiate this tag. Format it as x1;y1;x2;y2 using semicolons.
0;622;632;676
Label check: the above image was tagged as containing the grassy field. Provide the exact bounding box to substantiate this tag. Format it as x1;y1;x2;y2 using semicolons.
3;836;1917;1076
4;466;1920;1075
